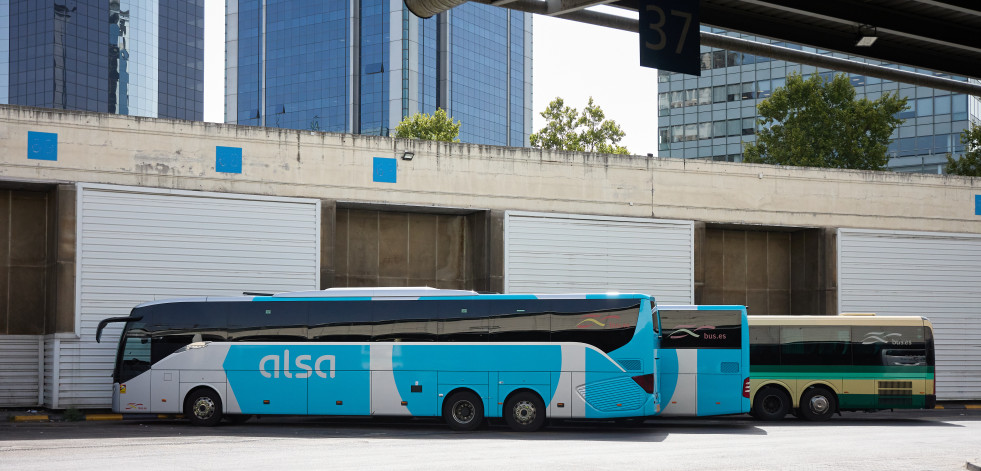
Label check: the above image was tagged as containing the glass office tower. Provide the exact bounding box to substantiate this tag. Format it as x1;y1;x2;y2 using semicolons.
225;0;533;147
658;28;981;173
0;0;204;120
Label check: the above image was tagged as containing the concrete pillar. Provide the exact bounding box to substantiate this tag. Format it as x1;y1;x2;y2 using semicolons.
319;199;336;289
49;184;76;333
467;209;504;293
692;221;706;305
821;227;838;315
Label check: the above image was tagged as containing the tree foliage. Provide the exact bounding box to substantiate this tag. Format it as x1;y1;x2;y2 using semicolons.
393;108;461;142
743;72;908;171
944;124;981;177
530;97;629;155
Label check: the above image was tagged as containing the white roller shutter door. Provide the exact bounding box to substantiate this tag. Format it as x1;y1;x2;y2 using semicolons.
0;336;43;407
505;211;694;304
53;184;320;408
838;228;981;400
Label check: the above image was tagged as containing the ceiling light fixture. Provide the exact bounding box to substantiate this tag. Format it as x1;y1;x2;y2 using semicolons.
856;24;878;47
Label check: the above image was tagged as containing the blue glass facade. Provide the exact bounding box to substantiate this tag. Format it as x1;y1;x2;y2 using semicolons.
359;0;389;135
1;2;12;104
657;28;981;173
227;0;531;147
0;1;10;103
0;0;203;120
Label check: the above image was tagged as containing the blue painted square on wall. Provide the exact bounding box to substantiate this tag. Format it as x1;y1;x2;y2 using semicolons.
216;146;243;174
28;131;58;161
373;157;397;183
976;195;981;216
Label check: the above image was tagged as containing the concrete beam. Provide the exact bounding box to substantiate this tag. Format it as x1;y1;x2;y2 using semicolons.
1;105;979;236
545;0;617;17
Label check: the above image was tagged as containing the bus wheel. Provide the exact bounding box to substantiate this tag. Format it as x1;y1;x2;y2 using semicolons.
185;388;223;427
753;386;790;421
504;391;546;432
443;391;484;431
799;387;836;422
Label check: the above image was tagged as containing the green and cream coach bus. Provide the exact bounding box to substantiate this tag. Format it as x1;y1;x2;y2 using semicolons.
748;313;936;421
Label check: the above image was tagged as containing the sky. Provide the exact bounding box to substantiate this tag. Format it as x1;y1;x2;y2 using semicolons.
201;4;660;156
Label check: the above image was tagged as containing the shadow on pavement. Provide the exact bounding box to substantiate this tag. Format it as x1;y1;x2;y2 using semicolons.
3;409;975;443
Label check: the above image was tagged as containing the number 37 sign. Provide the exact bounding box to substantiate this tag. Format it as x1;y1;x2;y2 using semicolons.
639;0;700;75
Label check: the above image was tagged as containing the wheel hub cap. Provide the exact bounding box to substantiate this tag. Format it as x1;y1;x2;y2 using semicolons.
453;401;475;423
193;397;215;420
763;395;781;413
513;400;536;424
809;395;829;414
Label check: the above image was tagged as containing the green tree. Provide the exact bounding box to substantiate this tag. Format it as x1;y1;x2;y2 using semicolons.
944;124;981;177
743;72;908;171
394;108;461;142
530;97;629;155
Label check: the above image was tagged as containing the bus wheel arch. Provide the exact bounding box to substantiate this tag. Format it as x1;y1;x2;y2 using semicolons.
184;386;224;426
752;384;792;421
798;385;837;422
503;389;546;432
442;388;485;431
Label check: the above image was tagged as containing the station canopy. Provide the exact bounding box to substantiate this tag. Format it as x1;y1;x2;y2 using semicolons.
407;0;981;81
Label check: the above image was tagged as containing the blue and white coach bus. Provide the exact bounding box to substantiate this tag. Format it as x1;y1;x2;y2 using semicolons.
655;305;751;417
96;288;659;431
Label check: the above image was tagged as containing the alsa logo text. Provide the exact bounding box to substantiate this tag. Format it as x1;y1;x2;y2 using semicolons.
259;349;335;379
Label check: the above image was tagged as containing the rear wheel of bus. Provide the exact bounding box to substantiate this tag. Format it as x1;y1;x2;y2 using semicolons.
753;386;791;421
798;386;836;421
504;390;546;432
443;390;484;431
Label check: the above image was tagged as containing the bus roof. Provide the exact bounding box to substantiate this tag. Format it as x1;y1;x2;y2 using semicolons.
132;288;651;308
657;305;747;311
273;287;479;298
747;314;929;327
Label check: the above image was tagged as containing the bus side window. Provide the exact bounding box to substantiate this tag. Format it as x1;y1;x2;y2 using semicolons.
228;302;306;341
852;325;927;366
438;300;488;342
151;303;228;342
151;334;196;363
373;300;439;342
487;300;549;343
749;325;780;365
308;301;372;342
119;335;151;382
550;299;639;353
780;326;851;365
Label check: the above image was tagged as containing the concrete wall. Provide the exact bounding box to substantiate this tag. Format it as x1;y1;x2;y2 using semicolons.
697;226;834;315
0;187;51;335
0;182;73;336
334;207;471;289
328;206;500;293
1;105;978;235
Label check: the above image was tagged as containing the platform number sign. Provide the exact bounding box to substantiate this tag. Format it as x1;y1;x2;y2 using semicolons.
639;0;700;75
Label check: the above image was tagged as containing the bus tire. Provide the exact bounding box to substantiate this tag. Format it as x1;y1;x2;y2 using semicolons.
798;387;836;422
504;391;546;432
443;390;484;431
185;388;223;427
753;386;790;421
